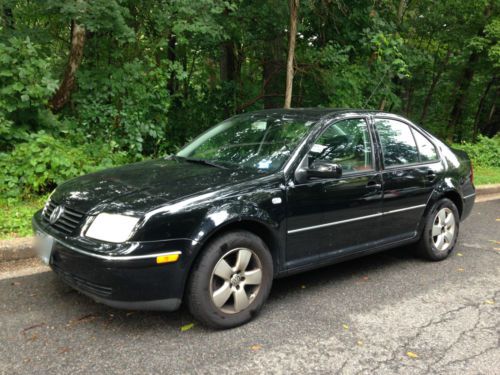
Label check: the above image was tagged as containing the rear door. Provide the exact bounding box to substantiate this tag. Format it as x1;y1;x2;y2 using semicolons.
374;118;437;242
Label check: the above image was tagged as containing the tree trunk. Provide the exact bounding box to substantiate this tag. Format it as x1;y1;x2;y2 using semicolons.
262;36;283;109
220;41;237;82
472;76;496;141
419;49;451;125
49;21;86;112
167;33;177;96
446;51;479;141
397;0;406;25
479;89;499;137
379;97;386;111
220;40;242;116
284;0;299;109
2;5;15;30
404;84;413;116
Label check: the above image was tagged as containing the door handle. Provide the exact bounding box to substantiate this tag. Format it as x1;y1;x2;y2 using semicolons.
366;181;382;189
427;171;437;182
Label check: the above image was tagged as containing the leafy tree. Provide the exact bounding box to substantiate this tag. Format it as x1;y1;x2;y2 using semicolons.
0;0;498;198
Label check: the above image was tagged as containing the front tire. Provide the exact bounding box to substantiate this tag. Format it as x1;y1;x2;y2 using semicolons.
186;230;273;329
416;198;460;261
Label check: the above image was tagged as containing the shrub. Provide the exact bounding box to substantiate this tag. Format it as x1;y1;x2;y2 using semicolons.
71;59;171;158
0;131;132;199
0;37;58;150
452;135;500;168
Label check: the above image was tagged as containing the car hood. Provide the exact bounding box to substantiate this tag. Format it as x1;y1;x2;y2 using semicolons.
51;159;267;214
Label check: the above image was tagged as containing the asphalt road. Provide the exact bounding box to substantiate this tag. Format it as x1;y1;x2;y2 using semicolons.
1;200;499;375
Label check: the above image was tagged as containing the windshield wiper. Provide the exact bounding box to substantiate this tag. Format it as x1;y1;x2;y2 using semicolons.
181;157;229;170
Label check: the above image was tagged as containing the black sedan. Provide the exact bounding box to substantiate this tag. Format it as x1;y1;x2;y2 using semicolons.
33;109;475;328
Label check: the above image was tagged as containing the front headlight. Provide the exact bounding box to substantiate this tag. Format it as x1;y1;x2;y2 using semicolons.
85;213;140;243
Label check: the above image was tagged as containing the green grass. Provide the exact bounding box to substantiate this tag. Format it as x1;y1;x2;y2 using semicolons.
1;166;499;240
474;166;500;186
0;197;46;240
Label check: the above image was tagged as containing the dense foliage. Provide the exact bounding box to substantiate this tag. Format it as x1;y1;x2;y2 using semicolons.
0;0;499;200
453;135;500;168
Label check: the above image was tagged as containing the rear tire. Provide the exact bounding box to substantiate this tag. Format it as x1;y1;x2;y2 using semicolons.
186;230;273;329
415;198;460;261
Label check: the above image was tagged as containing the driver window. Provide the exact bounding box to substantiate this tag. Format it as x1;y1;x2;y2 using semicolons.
308;118;373;174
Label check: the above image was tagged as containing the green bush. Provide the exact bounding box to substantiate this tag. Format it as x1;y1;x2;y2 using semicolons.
71;59;171;158
0;131;132;199
0;37;58;150
452;135;500;168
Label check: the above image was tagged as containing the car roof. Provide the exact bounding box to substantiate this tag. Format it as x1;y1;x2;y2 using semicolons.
244;108;401;122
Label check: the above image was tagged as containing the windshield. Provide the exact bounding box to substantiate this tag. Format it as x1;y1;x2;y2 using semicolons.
177;113;316;172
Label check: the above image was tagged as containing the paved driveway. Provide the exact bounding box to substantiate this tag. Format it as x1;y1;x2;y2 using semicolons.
1;200;499;374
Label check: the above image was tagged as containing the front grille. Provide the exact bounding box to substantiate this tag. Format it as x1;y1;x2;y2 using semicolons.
42;199;85;235
52;263;113;298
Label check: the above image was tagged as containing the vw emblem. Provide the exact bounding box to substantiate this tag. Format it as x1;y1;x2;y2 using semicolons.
49;206;65;224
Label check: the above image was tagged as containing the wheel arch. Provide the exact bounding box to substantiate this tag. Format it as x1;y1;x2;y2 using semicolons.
192;218;281;273
417;188;464;237
441;190;463;218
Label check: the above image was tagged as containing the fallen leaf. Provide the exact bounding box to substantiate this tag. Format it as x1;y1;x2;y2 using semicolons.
406;351;419;359
494;248;500;251
362;276;369;281
488;240;500;244
456;253;463;257
495;219;500;222
77;314;97;323
485;300;495;305
27;334;38;342
300;285;306;289
251;344;262;351
126;312;135;317
181;323;194;332
11;281;20;286
342;324;349;330
357;340;364;346
58;347;70;354
457;268;465;272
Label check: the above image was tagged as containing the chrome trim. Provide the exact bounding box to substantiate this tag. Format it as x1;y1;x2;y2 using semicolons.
55;239;182;261
288;212;383;234
463;193;476;200
382;204;426;215
287;204;426;234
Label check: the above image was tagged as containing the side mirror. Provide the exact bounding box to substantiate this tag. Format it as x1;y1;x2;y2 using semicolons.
307;161;342;179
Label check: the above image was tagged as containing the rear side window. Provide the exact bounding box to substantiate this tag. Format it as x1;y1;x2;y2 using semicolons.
375;119;419;167
412;130;438;162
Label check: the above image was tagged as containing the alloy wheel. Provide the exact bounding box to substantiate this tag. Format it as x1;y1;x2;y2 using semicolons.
209;248;263;314
432;207;456;251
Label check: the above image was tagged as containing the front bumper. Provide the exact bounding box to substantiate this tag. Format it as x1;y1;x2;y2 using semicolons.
33;211;195;311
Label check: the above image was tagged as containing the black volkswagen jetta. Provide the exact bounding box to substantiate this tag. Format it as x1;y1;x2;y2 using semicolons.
33;109;475;328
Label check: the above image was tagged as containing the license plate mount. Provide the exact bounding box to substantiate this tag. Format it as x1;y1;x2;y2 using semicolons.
35;232;54;265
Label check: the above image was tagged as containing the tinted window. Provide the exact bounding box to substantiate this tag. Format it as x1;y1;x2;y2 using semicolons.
413;130;438;162
308;118;373;174
375;119;419;167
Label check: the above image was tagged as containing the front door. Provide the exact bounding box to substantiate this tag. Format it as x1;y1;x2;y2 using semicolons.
285;117;383;269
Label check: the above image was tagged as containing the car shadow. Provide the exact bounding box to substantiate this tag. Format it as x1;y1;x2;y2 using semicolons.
3;245;446;334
